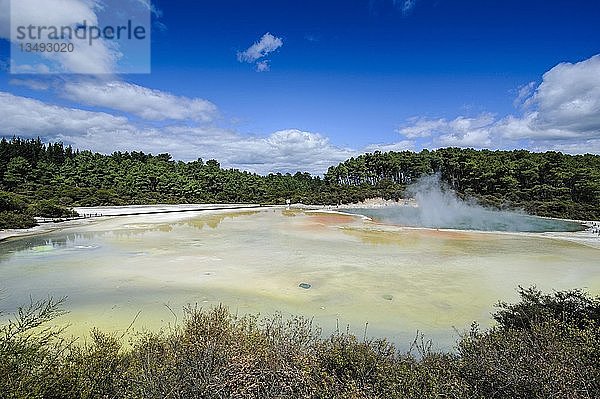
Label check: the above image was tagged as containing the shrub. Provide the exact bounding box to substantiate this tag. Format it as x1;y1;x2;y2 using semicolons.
0;297;76;398
458;319;599;398
493;286;600;331
0;192;39;229
0;211;36;229
27;200;79;219
0;288;598;398
127;306;320;398
0;191;28;213
458;287;600;399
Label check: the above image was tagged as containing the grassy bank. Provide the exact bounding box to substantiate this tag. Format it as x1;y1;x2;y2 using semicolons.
1;287;598;398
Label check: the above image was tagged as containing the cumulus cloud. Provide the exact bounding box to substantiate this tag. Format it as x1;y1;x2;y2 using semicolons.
10;64;52;74
527;55;600;135
514;81;537;108
4;51;600;176
238;33;283;71
535;139;600;155
397;114;495;148
0;91;132;136
438;128;492;148
9;78;52;91
61;126;355;175
256;60;270;72
393;54;600;153
0;91;353;174
238;33;283;63
399;118;451;138
6;0;122;74
224;129;355;174
62;80;217;122
4;0;153;74
365;140;415;152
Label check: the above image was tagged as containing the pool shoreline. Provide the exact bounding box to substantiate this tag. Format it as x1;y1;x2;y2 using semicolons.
0;204;274;242
2;202;598;249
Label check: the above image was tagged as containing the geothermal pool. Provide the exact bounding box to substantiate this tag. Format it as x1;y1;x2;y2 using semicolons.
343;174;586;233
1;208;599;349
343;207;585;232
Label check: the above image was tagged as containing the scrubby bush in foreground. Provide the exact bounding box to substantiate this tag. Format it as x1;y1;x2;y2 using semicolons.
1;287;598;398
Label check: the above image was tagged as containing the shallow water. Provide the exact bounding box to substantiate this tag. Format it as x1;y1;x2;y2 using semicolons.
1;208;598;350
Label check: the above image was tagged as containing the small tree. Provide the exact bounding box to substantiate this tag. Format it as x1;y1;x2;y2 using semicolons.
3;157;31;190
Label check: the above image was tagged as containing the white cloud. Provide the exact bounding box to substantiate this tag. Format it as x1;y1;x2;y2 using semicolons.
256;60;270;72
10;0;99;33
527;55;600;136
399;118;450;138
438;129;492;148
59;126;355;175
62;80;217;122
50;40;122;75
365;140;415;152
7;0;122;74
514;81;537;108
0;91;132;136
238;33;283;71
397;114;495;148
437;114;495;147
226;129;355;174
0;91;352;174
394;54;600;152
4;0;152;74
9;78;52;90
10;63;52;74
5;52;600;176
238;33;283;63
135;0;162;18
535;139;600;155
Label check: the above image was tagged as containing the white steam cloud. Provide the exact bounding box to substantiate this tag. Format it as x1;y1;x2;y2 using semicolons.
350;174;583;233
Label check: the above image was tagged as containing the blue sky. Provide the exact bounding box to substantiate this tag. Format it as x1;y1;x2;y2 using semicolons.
0;0;599;174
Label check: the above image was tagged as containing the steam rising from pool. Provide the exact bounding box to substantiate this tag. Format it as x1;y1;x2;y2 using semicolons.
347;174;584;233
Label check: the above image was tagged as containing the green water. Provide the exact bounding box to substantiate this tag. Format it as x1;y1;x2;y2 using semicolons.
344;207;585;232
1;209;598;349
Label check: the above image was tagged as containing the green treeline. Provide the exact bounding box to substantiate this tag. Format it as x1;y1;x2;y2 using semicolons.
325;148;600;220
1;287;599;398
1;137;600;229
0;136;330;206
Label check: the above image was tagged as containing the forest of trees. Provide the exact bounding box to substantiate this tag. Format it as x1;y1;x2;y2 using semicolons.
324;148;600;220
1;137;599;229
